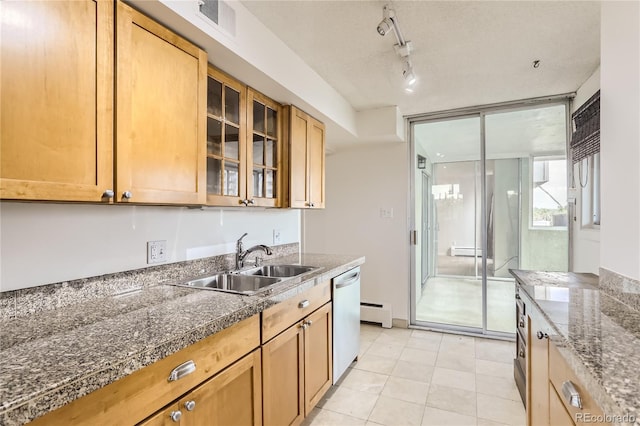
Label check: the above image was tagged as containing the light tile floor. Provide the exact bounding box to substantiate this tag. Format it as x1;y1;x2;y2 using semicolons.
303;324;525;426
416;277;516;333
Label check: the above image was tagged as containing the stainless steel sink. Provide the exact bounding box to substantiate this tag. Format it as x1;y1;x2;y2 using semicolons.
239;264;318;278
173;273;281;295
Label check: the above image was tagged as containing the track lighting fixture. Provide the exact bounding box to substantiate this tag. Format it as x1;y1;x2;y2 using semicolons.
377;4;418;90
403;60;416;86
376;6;394;36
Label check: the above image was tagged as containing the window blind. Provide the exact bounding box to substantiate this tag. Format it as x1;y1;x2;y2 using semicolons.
571;90;600;163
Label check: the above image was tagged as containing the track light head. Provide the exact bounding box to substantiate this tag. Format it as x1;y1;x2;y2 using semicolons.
377;17;393;36
403;60;417;87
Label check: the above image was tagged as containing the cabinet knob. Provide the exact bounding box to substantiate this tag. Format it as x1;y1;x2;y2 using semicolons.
304;320;313;327
170;411;182;422
122;191;133;200
308;202;315;208
102;189;115;199
248;199;255;205
184;400;196;411
519;316;525;328
536;331;548;340
519;349;525;358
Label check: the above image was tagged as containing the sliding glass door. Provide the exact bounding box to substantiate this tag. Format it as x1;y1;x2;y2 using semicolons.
411;101;569;336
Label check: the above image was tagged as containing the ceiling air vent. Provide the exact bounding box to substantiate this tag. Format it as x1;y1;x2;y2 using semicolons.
198;0;236;36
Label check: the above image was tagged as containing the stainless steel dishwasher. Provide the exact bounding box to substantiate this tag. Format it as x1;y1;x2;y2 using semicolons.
332;266;361;383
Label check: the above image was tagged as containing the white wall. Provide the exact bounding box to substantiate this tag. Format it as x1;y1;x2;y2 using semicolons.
302;143;410;322
600;1;640;280
0;203;300;291
571;67;600;274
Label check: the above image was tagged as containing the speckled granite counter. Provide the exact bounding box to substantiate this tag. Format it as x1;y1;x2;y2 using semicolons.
511;270;640;426
0;253;364;425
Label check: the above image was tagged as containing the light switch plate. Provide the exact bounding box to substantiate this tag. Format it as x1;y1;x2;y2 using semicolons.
147;240;167;264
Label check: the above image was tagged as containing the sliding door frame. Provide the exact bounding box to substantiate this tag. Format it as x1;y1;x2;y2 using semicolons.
408;94;574;338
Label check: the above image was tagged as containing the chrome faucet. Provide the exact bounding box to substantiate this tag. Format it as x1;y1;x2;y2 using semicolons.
235;233;273;270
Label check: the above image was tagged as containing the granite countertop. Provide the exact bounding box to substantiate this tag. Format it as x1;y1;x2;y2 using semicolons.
0;253;364;425
511;270;640;426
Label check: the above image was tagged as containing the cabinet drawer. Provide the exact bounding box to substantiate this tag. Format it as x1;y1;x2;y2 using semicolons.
262;280;331;343
548;342;609;425
31;314;260;426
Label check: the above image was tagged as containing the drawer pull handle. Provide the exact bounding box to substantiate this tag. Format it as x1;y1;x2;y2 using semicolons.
561;380;583;409
168;360;196;382
298;300;310;309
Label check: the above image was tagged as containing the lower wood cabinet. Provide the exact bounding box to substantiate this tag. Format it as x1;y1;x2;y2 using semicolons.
262;302;333;426
527;307;609;426
139;349;262;426
527;314;550;426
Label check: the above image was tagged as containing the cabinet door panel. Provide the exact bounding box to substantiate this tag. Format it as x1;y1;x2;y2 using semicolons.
308;120;325;208
246;89;282;207
262;323;304;426
528;315;549;426
116;1;206;204
0;0;113;201
304;302;332;415
182;349;262;426
205;65;246;206
289;109;309;208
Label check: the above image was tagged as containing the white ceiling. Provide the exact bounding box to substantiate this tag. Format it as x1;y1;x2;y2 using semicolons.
240;0;600;118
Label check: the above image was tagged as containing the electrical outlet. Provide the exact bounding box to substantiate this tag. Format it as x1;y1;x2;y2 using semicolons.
380;207;394;219
273;229;282;245
147;240;167;264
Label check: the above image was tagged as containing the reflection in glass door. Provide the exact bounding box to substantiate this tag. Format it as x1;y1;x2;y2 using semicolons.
411;101;569;336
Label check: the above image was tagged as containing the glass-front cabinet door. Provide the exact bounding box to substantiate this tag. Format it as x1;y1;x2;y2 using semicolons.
206;66;246;206
247;89;282;207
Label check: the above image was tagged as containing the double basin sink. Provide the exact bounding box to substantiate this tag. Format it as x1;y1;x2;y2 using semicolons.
170;264;319;296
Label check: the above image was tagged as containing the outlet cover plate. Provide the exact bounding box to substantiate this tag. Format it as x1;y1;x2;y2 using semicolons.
273;229;282;245
147;240;167;264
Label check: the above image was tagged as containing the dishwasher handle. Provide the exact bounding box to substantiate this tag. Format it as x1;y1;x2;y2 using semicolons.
334;269;360;289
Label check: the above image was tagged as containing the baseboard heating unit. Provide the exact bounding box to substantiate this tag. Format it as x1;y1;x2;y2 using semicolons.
450;246;483;257
360;301;392;328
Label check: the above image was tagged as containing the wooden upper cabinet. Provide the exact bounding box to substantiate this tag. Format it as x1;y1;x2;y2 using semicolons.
247;89;283;207
205;66;247;206
116;1;207;204
288;106;325;209
0;0;114;202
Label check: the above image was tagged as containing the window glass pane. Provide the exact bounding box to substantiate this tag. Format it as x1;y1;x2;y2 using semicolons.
266;170;276;198
224;124;239;160
223;162;239;196
225;87;240;124
253;167;264;198
207;158;222;195
267;107;277;137
266;139;276;167
253;101;265;134
253;134;264;165
207;118;222;156
532;158;567;227
207;77;222;117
